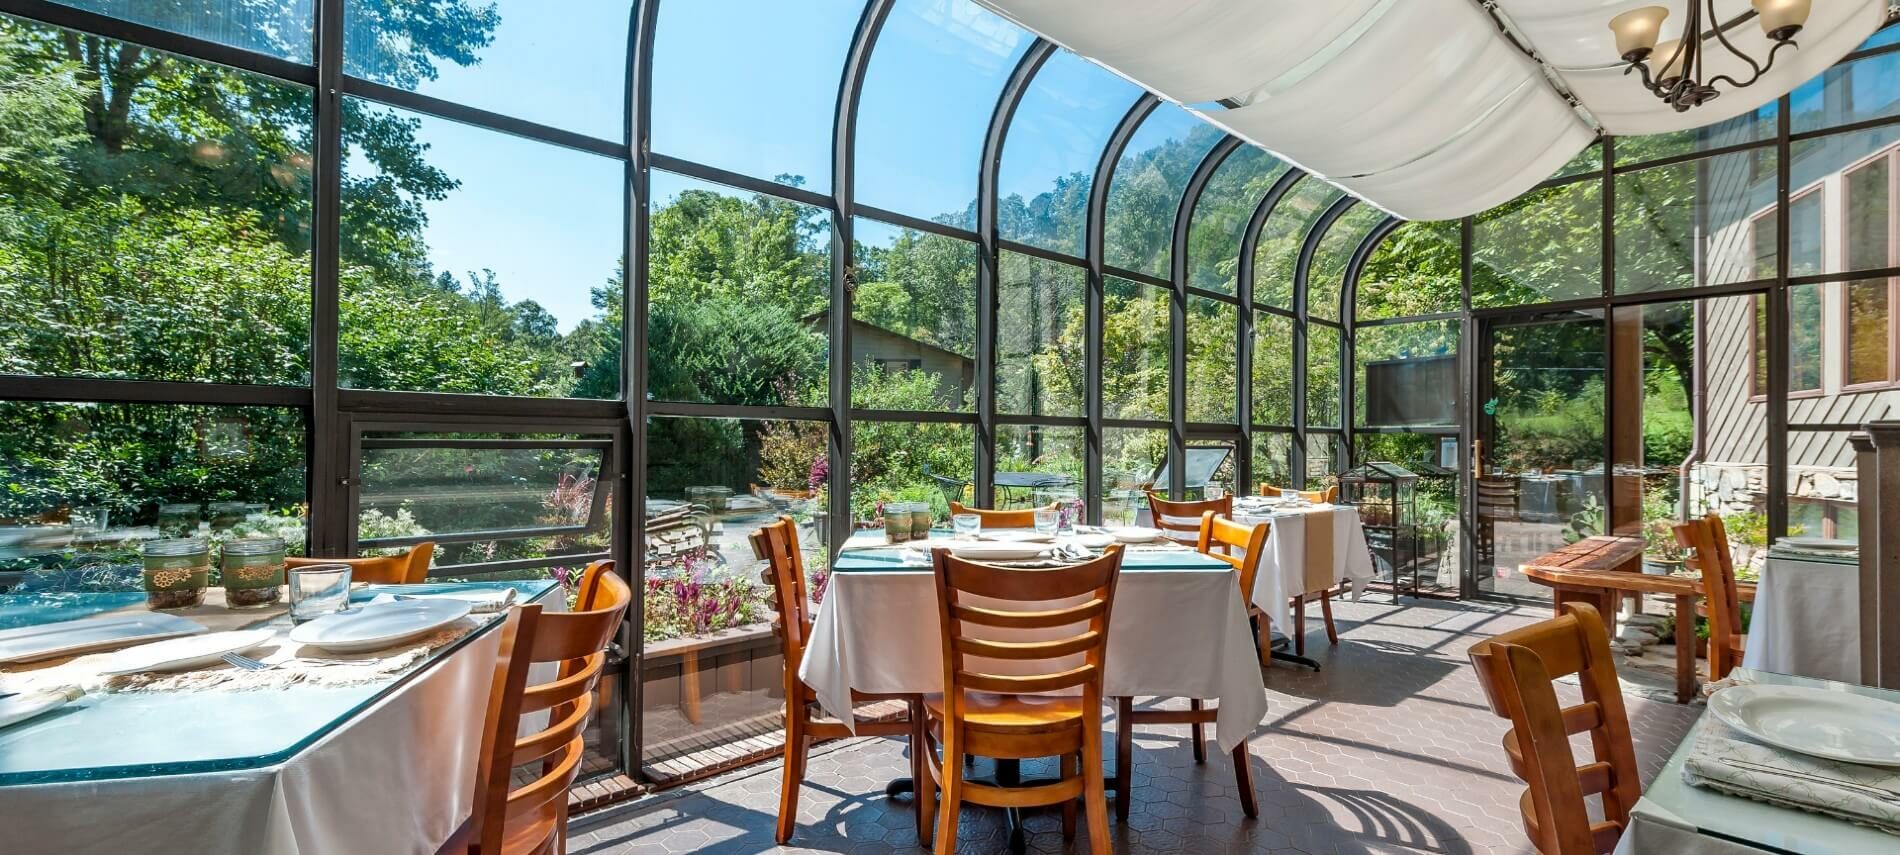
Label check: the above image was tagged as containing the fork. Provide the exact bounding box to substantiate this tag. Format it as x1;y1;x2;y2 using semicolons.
221;652;273;671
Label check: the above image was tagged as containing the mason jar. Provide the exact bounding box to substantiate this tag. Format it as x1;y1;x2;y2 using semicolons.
141;537;211;609
909;504;934;540
884;503;911;544
220;536;287;607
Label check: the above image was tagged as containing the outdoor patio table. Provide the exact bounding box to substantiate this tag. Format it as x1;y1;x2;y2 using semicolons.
801;531;1268;752
1230;502;1377;632
1612;669;1900;855
0;579;558;855
1741;547;1861;683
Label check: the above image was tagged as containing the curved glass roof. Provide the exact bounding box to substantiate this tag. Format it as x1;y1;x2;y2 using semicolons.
1308;203;1385;322
1188;146;1288;294
1104;102;1224;279
1253;176;1345;309
999;50;1142;258
856;0;1031;225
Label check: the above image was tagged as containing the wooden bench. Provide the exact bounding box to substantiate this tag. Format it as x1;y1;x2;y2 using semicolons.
1521;536;1755;703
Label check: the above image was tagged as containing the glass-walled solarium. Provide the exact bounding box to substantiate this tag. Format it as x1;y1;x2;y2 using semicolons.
2;0;1893;795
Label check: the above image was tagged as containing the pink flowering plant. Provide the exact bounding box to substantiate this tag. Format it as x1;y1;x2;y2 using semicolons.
642;554;768;643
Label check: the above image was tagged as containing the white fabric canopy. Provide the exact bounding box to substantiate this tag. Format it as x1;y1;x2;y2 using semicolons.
975;0;1888;220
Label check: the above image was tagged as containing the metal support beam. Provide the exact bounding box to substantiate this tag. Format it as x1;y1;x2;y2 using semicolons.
1339;215;1403;461
1085;93;1160;519
1292;195;1358;487
1237;168;1308;490
1167;136;1245;497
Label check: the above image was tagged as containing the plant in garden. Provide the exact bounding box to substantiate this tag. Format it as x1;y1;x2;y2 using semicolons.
642;554;767;643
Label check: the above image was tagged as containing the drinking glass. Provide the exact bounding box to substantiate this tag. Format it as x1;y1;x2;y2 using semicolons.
288;564;352;623
1033;508;1060;537
952;513;981;541
1205;484;1227;502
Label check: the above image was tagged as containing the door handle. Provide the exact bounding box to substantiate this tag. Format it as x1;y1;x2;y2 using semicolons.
1471;439;1483;480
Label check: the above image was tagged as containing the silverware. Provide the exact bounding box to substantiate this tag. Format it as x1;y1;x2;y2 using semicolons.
1721;758;1900;802
221;652;272;671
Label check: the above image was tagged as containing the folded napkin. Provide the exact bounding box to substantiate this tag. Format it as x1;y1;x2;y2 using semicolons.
1682;716;1900;836
367;588;517;613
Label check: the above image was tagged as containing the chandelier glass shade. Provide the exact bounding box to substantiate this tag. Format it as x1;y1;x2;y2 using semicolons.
1607;0;1811;111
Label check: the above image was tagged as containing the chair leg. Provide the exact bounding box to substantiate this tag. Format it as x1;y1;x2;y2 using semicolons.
908;700;930;843
1293;596;1307;656
1230;742;1258;819
1061;753;1078;841
936;736;963;855
775;717;807;845
1249;614;1272;668
1115;697;1133;821
1188;699;1207;765
1320;590;1339;646
1082;719;1113;854
916;726;938;850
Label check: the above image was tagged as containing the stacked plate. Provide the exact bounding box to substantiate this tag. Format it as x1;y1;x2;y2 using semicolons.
288;598;472;654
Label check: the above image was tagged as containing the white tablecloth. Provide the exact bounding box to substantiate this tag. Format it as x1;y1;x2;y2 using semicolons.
1232;504;1377;633
1740;554;1861;683
799;562;1268;752
2;586;563;855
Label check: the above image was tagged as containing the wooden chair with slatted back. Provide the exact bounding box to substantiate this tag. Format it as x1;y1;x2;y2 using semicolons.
287;542;435;584
1674;513;1746;681
1469;603;1642;855
750;516;927;845
1112;511;1263;822
947;501;1059;530
469;561;631;855
1258;484;1338;504
1145;491;1232;546
920;546;1123;854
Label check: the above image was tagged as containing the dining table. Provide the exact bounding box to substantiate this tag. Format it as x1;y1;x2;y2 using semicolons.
1612;669;1900;855
0;579;559;855
1742;545;1862;683
1229;500;1377;635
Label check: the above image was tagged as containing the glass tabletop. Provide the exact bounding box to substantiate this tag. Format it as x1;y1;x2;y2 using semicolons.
832;531;1230;573
1634;669;1900;854
0;579;555;786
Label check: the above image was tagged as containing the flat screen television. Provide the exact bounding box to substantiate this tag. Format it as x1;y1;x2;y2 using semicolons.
1364;354;1456;427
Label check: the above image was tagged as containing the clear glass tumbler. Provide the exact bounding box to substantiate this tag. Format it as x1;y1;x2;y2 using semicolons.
1033;508;1060;537
952;513;981;541
288;564;352;623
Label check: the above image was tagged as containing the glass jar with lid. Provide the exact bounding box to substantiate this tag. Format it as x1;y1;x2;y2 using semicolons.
220;537;286;607
141;537;210;609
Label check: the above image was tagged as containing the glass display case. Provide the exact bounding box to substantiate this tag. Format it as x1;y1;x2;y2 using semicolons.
1340;462;1433;596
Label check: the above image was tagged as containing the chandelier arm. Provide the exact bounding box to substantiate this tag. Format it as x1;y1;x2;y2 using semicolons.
1705;0;1765;75
1706;38;1797;90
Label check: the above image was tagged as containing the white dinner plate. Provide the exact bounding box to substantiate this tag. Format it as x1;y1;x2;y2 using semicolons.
289;598;472;654
0;687;83;730
1778;536;1858;553
1710;684;1900;766
981;530;1054;543
0;612;207;664
96;629;277;676
1069;533;1114;549
1106;526;1164;544
937;542;1048;561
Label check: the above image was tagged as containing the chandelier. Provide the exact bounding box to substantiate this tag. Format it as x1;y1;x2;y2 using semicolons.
1608;0;1812;111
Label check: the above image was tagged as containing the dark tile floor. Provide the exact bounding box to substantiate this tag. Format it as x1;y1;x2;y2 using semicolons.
570;596;1702;854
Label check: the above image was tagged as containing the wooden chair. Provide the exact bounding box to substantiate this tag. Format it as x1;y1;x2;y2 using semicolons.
287;542;435;584
1674;513;1746;681
1113;511;1263;822
947;501;1058;529
919;546;1123;854
749;516;927;845
469;560;631;855
1144;491;1232;546
1258;484;1338;504
1469;603;1641;855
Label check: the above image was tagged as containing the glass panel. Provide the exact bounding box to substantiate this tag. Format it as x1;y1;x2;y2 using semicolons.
1186;296;1237;422
1478;315;1606;599
858;0;1029;225
1788;431;1860;544
1252;431;1293;494
356;432;610;577
997;252;1085;416
999;50;1142;258
1103;276;1171;422
1355;321;1459;428
48;0;313;61
1308;204;1381;321
0;19;312;385
1252;312;1294;426
1102;428;1167;525
1472;180;1602;308
649;0;859;190
0;402;307;581
1790;124;1900;274
1846;155;1893;273
1187;147;1288;294
646;171;830;407
996;425;1084;510
1615;148;1777;293
1305;432;1347;488
1614;102;1777;165
850;420;974;527
851;220;977;411
1104;103;1223;279
1307;324;1342;428
641;416;823;777
1355;221;1462;321
1790;46;1900;135
339;100;623;398
344;1;628;139
1552;142;1604;179
1254;177;1344;309
1847;279;1893;386
1752;287;1824;396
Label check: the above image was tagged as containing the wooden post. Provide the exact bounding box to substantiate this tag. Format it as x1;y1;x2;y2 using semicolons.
1608;308;1646;540
1853;424;1900;689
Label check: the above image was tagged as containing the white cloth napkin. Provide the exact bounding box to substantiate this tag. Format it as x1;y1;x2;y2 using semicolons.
1682;716;1900;836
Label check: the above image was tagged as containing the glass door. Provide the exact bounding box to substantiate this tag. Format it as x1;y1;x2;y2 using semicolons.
1470;310;1607;599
